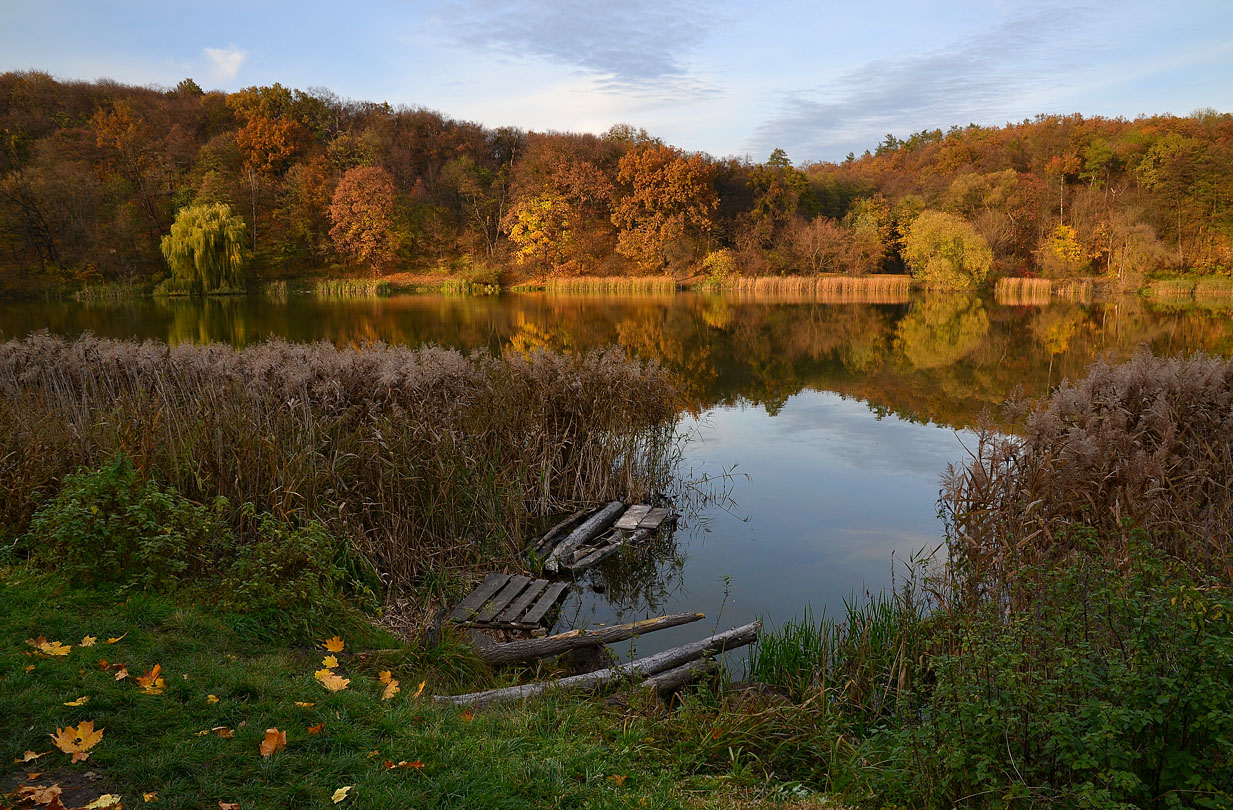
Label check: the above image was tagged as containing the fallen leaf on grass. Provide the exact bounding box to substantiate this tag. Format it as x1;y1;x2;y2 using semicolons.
15;750;48;763
63;696;90;707
321;655;339;668
27;637;72;656
259;728;286;758
459;709;473;722
15;783;61;805
379;671;400;700
609;774;628;786
50;720;104;763
206;694;219;704
383;760;424;770
26;772;43;780
143;792;158;802
218;803;240;810
135;665;165;694
412;681;426;699
80;636;97;647
306;723;324;735
114;667;129;682
82;795;123;809
331;786;352;804
294;701;316;708
104;633;128;644
314;668;349;692
25;663;36;673
321;636;345;653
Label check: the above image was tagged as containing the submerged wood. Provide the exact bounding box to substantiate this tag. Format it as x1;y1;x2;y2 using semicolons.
436;620;761;707
565;528;651;572
544;501;625;573
641;657;719;694
477;611;706;666
532;508;594;557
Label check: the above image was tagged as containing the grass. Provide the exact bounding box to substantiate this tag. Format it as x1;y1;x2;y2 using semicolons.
709;275;911;304
0;568;740;809
312;278;392;297
511;276;679;294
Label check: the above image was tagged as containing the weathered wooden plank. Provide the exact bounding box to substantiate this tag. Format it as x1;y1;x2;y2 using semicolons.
566;528;651;572
521;581;570;626
544;501;625;573
613;504;652;530
474;575;532;623
447;573;510;622
637;507;672;530
435;621;762;707
495;579;549;624
478;612;706;666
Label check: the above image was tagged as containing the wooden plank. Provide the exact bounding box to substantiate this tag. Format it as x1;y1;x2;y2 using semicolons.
637;507;672;530
475;575;532;623
447;573;509;622
496;579;549;624
522;582;570;626
613;504;651;530
566;528;650;571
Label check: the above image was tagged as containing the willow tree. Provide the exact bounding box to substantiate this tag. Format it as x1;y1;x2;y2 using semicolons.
160;203;247;293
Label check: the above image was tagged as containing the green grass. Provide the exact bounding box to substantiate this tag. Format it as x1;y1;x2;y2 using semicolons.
0;568;831;809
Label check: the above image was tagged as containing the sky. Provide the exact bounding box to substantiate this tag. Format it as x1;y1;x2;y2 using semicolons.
3;0;1232;164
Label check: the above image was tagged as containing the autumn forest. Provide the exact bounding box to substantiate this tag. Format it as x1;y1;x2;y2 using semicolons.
2;71;1232;296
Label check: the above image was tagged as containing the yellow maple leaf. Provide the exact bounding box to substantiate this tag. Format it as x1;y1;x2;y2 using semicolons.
321;654;339;668
314;668;350;692
16;784;61;805
36;639;72;656
381;678;400;701
294;701;316;708
64;696;90;707
331;786;352;804
259;728;286;757
114;666;129;681
135;664;165;694
377;670;393;684
413;680;426;699
206;694;220;704
104;632;128;644
14;750;47;763
82;794;123;809
80;635;97;647
50;720;104;763
321;636;345;653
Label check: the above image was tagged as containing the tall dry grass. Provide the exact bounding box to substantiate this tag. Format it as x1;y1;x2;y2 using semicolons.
0;334;678;585
720;274;911;304
942;351;1233;605
511;276;678;294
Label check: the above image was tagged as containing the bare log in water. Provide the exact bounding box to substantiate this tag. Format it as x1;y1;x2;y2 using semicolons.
477;612;705;666
436;621;761;707
543;501;625;573
532;508;594;557
565;527;652;571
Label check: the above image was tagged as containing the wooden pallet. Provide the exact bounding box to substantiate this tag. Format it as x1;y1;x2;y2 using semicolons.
447;573;570;631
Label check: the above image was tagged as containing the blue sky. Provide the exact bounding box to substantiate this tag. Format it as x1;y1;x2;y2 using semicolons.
3;0;1231;163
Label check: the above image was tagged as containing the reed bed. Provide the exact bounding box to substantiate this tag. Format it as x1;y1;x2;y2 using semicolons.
718;274;911;304
0;335;678;587
994;277;1052;306
942;351;1233;606
1145;277;1196;301
263;279;289;299
313;278;392;298
1051;277;1100;302
1194;276;1233;306
516;276;679;294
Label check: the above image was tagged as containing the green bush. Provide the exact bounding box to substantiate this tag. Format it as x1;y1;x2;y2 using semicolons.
222;511;356;612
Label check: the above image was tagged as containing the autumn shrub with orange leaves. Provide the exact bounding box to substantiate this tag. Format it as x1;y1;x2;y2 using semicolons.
0;335;677;592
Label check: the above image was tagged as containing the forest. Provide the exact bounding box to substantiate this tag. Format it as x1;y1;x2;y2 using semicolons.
1;71;1231;295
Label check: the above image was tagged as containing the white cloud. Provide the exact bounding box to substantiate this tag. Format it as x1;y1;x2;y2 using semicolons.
204;46;246;81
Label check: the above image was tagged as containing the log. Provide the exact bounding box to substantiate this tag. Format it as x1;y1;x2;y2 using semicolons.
543;501;625;574
532;509;594;557
641;657;719;694
436;620;761;707
477;611;706;666
565;528;651;572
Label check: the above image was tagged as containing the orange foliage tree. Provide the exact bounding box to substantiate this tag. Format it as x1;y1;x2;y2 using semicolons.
611;144;718;273
329;166;397;270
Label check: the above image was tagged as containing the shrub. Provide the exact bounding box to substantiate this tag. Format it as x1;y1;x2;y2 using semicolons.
903;210;993;290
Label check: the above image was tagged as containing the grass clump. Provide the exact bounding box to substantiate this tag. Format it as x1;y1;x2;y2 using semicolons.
313;278;391;297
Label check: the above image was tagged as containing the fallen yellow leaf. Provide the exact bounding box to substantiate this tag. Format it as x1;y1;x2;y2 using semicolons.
15;784;61;805
32;638;72;656
26;772;43;780
322;636;345;653
218;803;240;810
307;722;325;735
331;786;352;803
82;795;123;809
115;666;129;681
63;696;90;707
609;774;628;786
460;709;474;722
383;759;425;770
413;680;426;699
314;668;349;692
381;678;400;701
25;663;35;673
207;694;220;704
50;720;104;763
143;792;159;802
259;728;286;758
294;701;316;708
81;635;97;647
104;632;129;644
15;750;48;763
321;654;339;668
135;664;165;695
212;726;235;738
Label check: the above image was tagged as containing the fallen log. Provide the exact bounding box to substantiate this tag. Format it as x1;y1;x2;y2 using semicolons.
477;611;705;666
641;657;719;694
532;508;594;558
544;501;625;574
436;620;761;707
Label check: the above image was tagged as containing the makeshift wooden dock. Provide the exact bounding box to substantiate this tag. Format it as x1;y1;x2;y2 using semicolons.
447;573;570;631
537;501;675;574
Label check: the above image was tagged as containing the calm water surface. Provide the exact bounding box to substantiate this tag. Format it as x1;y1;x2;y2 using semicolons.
5;291;1232;658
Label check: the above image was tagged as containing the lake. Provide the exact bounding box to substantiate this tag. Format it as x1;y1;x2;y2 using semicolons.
5;290;1231;659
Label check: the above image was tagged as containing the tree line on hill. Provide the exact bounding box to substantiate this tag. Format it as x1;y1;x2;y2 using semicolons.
1;71;1230;293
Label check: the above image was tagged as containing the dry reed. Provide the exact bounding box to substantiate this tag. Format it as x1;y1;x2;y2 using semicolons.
528;276;679;294
719;275;911;304
942;351;1233;606
0;335;678;586
994;277;1052;306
